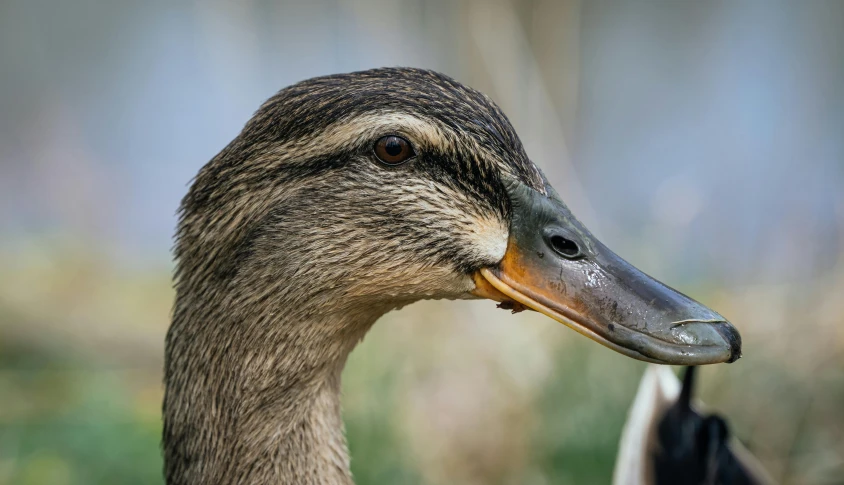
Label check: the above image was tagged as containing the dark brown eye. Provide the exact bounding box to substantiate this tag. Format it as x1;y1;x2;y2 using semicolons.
373;135;415;165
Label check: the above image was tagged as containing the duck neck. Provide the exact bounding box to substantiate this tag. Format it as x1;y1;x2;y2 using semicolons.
163;297;386;485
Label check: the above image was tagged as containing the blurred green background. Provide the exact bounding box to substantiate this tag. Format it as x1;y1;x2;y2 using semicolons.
1;1;843;484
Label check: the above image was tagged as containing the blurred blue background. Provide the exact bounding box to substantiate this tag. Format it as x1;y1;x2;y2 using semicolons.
1;1;842;484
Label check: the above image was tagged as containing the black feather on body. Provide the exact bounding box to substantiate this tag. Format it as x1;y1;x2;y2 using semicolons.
653;367;761;485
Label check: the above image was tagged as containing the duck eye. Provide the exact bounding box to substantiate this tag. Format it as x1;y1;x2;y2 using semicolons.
373;135;415;165
549;235;582;259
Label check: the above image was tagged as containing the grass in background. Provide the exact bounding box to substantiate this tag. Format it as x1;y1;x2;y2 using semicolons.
0;339;163;485
1;255;842;484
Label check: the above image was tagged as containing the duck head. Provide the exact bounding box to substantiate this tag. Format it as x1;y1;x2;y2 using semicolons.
177;67;740;365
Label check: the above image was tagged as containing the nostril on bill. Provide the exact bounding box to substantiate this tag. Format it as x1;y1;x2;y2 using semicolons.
548;234;581;259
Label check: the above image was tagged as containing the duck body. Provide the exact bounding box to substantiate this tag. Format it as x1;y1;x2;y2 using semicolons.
165;68;742;484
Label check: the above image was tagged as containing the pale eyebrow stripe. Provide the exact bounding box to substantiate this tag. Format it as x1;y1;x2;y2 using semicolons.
256;110;525;186
270;112;451;162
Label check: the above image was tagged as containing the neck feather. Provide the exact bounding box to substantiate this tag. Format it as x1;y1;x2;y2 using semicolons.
164;293;387;485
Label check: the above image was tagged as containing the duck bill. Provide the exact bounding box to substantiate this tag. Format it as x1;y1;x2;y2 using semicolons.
473;178;741;365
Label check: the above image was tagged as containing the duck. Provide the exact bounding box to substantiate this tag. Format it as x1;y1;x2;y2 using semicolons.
613;366;774;484
164;67;743;485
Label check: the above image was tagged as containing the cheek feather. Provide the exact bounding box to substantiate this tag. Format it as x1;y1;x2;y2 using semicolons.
390;178;508;267
465;215;509;264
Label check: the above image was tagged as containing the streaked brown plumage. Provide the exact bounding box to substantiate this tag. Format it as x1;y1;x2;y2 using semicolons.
165;68;542;485
165;67;742;484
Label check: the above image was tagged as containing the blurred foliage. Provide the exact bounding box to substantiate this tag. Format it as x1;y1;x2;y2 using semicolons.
0;339;162;485
1;251;841;484
1;0;843;483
